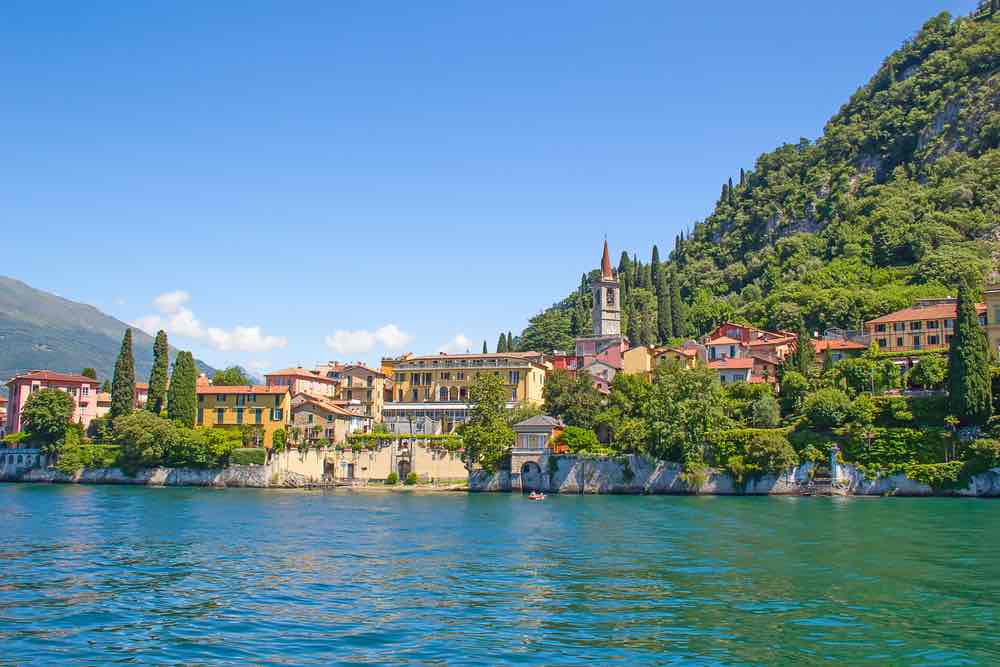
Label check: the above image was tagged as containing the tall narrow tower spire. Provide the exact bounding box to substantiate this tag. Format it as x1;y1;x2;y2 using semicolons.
592;241;621;337
601;240;614;281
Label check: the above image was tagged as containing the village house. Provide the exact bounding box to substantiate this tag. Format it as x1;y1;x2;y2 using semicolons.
983;283;1000;356
4;371;101;434
196;385;291;448
622;344;700;379
864;297;986;354
290;393;372;446
265;367;340;398
323;438;468;484
813;339;868;363
381;351;548;432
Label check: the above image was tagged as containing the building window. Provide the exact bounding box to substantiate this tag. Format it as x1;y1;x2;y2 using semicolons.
896;337;904;348
255;408;263;425
216;408;225;424
412;389;419;402
271;408;283;422
398;390;404;402
439;387;449;401
945;319;954;329
877;338;886;348
927;320;939;329
607;287;615;306
326;414;333;423
729;345;736;358
236;408;244;425
441;372;450;380
928;335;939;346
509;371;520;385
197;408;204;425
893;323;905;332
875;324;886;333
217;394;226;403
913;335;921;349
307;414;314;423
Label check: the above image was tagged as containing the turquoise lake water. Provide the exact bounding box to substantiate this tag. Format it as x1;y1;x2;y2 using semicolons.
0;485;997;665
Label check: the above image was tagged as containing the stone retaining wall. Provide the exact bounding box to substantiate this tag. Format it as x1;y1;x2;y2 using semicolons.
472;454;1000;497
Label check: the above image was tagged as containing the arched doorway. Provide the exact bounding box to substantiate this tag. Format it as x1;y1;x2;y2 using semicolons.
398;460;412;479
521;461;542;492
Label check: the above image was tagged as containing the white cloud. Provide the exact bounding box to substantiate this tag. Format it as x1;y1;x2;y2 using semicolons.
374;324;412;350
153;290;190;314
324;323;412;356
132;291;287;354
437;334;474;354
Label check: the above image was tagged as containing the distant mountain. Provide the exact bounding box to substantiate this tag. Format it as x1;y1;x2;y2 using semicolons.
0;276;217;389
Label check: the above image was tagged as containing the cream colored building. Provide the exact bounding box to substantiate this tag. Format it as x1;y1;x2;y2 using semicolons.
327;440;467;483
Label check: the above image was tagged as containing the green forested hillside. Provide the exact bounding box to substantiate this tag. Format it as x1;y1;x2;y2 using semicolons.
520;10;1000;352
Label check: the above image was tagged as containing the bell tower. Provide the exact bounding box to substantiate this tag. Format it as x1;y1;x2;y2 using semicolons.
591;240;621;337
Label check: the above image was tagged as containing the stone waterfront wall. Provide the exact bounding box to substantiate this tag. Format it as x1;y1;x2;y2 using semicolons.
471;454;1000;497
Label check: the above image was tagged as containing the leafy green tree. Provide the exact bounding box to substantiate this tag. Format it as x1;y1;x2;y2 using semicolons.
646;362;729;466
212;366;252;386
519;309;574;353
459;373;514;472
110;328;135;419
101;380;111;393
779;371;810;415
114;410;176;468
21;388;76;455
750;393;781;427
146;330;169;414
906;354;948;390
554;426;602;453
948;279;992;426
167;351;198;427
542;369;604;430
81;368;97;380
803;388;853;430
496;333;508;353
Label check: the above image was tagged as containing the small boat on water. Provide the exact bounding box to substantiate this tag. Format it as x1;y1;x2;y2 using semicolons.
528;492;546;501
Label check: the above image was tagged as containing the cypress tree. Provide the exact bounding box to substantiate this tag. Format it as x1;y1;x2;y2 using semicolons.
497;333;507;353
617;252;631;278
948;279;992;426
507;331;513;352
110;328;135;419
788;323;816;376
482;340;488;354
670;276;687;338
146;329;169;415
651;245;661;293
657;273;674;341
167;351;198;427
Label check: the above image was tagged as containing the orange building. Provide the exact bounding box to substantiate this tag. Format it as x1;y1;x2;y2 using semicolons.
865;298;986;353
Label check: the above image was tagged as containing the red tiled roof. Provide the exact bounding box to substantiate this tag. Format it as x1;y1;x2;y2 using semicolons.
295;392;369;418
601;240;614;280
748;335;796;346
265;367;339;383
6;370;100;385
866;302;985;325
197;385;289;395
813;339;868;352
708;358;754;370
708;336;741;345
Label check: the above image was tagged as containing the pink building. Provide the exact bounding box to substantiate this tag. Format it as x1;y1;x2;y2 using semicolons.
5;371;102;435
265;367;341;398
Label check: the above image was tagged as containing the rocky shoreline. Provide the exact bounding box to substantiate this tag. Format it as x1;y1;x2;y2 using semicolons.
3;456;1000;496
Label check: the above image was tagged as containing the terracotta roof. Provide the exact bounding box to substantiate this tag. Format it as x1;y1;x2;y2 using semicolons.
601;240;614;280
294;392;369;418
135;383;149;390
656;347;697;358
813;339;868;352
197;385;289;395
265;367;339;383
708;336;742;345
748;335;796;346
97;392;111;404
6;370;100;385
708;358;754;370
866;302;985;325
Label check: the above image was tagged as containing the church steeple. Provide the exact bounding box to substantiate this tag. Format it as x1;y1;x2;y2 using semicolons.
591;241;621;337
601;240;614;281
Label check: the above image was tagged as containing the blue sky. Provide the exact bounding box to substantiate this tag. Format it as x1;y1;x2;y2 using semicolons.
1;1;978;373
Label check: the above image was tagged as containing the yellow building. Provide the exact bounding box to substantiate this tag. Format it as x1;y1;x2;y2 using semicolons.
623;345;700;378
196;385;291;448
382;352;548;432
865;298;986;354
